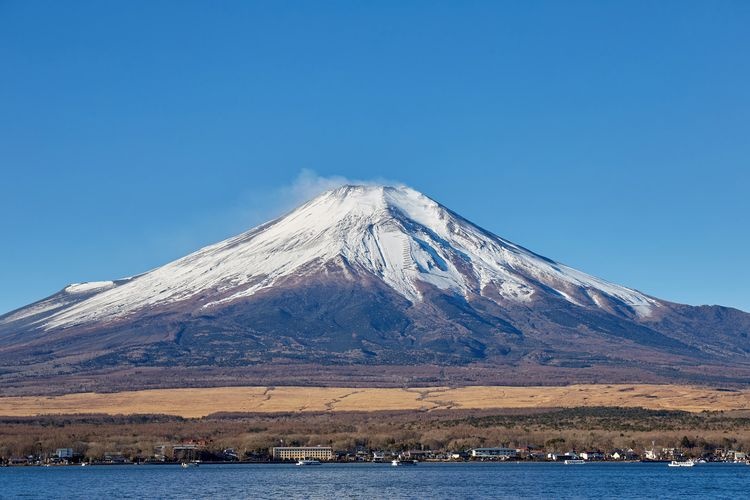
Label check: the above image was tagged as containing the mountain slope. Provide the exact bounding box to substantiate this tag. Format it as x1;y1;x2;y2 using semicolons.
1;185;749;394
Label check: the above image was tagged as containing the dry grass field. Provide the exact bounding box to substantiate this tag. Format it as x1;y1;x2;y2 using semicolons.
1;384;749;418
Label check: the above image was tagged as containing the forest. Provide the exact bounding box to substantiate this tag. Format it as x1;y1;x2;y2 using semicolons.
2;407;750;463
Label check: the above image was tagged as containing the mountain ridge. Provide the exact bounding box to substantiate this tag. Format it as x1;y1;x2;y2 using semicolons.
1;184;749;394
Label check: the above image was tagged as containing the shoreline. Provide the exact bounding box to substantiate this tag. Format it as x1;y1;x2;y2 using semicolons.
0;460;732;467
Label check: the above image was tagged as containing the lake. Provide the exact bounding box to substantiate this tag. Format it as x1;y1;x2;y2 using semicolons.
1;462;748;499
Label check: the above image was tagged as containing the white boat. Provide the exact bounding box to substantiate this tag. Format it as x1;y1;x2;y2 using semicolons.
391;459;417;466
563;459;585;465
181;461;199;468
296;459;322;466
668;460;695;467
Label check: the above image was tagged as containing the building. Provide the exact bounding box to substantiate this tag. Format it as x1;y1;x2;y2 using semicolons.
610;449;639;461
103;452;128;464
173;444;199;462
727;450;747;462
271;446;333;461
56;448;74;459
402;450;433;460
548;451;578;461
471;448;518;459
580;451;604;461
526;449;546;460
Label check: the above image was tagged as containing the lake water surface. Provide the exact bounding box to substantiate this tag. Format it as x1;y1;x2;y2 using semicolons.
1;462;748;499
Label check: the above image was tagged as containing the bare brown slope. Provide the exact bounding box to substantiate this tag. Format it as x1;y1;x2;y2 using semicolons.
2;273;750;395
1;384;749;418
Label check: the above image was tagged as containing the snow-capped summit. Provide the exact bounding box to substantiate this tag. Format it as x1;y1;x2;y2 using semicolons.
37;184;654;329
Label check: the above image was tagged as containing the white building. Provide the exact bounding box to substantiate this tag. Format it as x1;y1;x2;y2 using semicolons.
471;448;518;459
56;448;74;459
271;446;333;461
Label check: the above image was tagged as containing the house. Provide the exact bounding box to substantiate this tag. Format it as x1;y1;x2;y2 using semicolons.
522;447;546;460
103;452;128;464
56;448;74;459
610;449;639;461
580;451;604;461
726;450;747;462
527;450;546;460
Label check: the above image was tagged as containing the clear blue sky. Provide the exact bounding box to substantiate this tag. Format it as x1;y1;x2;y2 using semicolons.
1;0;748;314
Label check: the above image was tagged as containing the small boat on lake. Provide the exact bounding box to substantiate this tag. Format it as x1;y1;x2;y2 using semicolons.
391;459;417;466
668;460;695;467
296;459;322;466
564;459;585;465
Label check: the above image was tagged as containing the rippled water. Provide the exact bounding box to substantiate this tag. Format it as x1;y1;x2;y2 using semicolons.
1;462;748;499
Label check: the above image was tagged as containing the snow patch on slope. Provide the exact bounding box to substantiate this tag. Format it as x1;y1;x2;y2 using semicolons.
1;297;69;324
65;281;115;294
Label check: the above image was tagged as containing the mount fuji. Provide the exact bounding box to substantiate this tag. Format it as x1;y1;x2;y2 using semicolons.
2;185;749;394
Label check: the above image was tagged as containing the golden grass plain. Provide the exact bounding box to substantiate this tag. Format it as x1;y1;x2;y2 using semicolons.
1;384;749;418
